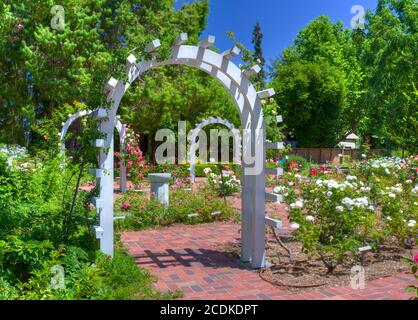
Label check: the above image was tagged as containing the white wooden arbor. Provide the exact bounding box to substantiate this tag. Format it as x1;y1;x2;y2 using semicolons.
189;117;241;182
90;33;284;268
60;111;128;193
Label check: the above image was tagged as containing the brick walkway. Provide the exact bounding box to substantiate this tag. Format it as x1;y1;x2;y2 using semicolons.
121;223;415;300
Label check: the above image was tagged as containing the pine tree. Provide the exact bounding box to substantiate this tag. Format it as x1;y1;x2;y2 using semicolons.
251;21;266;89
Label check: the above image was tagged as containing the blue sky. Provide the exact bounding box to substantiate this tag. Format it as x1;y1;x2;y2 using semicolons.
175;0;378;68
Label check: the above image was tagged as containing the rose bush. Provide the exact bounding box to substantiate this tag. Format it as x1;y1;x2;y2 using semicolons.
115;126;146;189
277;155;418;273
115;126;191;189
204;167;240;197
405;252;418;300
284;174;378;272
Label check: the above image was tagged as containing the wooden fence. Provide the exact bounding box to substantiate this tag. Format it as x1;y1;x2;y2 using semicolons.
292;148;385;164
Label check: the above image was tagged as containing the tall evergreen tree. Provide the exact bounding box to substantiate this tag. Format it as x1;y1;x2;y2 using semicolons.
0;0;239;150
251;21;266;89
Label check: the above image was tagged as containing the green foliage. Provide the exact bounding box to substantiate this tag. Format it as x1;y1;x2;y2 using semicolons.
271;15;364;147
272;59;347;147
0;0;117;144
0;247;177;300
0;154;94;247
0;152;173;299
0;0;230;152
360;0;418;153
115;189;237;231
271;3;416;152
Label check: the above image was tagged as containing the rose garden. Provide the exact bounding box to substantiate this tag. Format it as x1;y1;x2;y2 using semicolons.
0;0;417;301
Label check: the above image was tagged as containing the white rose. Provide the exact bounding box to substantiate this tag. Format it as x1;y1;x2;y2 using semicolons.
273;186;285;194
295;200;304;209
407;220;416;228
305;215;315;222
342;198;354;207
336;206;344;212
393;187;402;194
290;222;300;230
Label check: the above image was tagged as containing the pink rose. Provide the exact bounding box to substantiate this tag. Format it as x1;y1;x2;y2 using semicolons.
414;253;418;264
122;201;131;210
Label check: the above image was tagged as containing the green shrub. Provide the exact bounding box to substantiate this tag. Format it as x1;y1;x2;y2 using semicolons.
0;246;178;300
0;154;96;249
0;154;175;300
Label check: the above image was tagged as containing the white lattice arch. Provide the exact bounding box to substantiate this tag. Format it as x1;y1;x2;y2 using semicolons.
60;111;128;193
90;34;285;268
189;117;241;182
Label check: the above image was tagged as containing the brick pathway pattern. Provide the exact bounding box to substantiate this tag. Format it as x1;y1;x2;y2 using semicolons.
121;223;415;300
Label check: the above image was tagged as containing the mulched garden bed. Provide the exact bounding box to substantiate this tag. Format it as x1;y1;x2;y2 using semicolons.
219;228;416;293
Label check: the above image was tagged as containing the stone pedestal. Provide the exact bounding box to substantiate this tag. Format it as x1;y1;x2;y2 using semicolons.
149;173;171;206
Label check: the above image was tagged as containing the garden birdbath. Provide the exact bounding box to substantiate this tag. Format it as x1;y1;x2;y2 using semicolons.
149;173;171;207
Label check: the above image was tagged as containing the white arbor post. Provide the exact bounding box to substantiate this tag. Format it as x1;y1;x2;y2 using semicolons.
251;129;267;268
116;120;127;193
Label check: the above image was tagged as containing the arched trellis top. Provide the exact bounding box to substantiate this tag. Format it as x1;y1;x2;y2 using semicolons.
90;33;285;269
106;34;276;132
189;117;241;182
